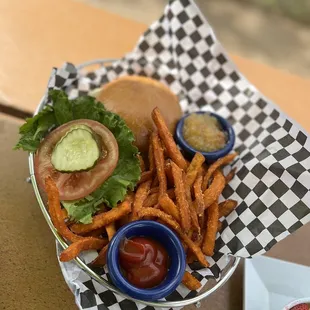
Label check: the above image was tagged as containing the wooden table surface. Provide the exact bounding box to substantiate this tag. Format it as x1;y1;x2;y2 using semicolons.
0;0;309;310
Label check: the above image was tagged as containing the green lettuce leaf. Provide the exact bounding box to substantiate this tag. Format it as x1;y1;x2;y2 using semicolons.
14;106;56;152
49;89;73;125
62;199;101;224
15;90;141;223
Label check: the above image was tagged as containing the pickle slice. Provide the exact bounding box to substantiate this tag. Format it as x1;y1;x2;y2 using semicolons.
51;125;100;172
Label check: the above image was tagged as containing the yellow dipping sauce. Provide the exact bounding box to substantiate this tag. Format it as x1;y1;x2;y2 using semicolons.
183;114;226;152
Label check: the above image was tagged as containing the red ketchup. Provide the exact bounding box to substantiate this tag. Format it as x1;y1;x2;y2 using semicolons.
119;237;169;288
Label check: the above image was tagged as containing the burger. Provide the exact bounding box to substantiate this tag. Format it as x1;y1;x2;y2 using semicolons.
15;76;182;224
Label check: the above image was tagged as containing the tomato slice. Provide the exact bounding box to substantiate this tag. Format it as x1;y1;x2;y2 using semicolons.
34;119;119;201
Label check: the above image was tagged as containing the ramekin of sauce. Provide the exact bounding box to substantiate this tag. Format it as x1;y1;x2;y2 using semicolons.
175;111;235;162
107;221;186;301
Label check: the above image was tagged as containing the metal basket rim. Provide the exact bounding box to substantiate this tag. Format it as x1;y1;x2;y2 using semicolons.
28;58;240;308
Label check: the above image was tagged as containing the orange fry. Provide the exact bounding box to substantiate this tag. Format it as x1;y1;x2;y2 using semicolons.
219;199;238;218
186;230;203;263
138;170;154;185
151;175;159;187
137;208;209;267
70;200;131;234
159;194;180;222
151;132;167;196
183;172;200;233
45;177;82;243
186;254;196;264
138;154;146;172
106;222;116;241
171;162;191;232
152;107;187;170
61;208;68;221
193;175;204;217
131;179;152;221
189;202;200;233
143;189;175;208
164;160;174;187
217;221;223;232
59;237;108;262
83;227;106;238
182;271;202;290
149;186;159;194
91;244;109;266
118;214;130;228
225;167;237;184
148;142;155;171
202;202;219;256
186;152;205;188
203;170;226;209
202;153;237;190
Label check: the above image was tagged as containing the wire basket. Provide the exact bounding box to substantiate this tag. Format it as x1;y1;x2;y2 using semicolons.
28;59;240;309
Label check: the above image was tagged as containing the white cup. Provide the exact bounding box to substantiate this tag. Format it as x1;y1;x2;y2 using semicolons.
283;297;310;310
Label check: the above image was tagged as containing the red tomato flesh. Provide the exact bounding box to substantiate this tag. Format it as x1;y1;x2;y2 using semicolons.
119;237;169;288
34;119;119;201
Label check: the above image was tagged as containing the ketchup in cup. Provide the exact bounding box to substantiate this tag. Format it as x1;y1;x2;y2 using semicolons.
119;237;169;288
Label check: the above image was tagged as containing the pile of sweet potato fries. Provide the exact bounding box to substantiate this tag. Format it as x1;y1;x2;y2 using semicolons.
45;107;237;291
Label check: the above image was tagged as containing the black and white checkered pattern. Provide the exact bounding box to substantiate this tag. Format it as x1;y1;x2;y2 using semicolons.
46;0;310;308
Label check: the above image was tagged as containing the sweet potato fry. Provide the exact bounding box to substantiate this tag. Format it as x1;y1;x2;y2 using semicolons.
182;271;202;290
59;237;108;262
131;179;152;221
138;154;145;172
182;229;193;253
137;171;153;185
171;162;191;232
118;214;130;228
106;223;116;241
202;202;219;256
149;186;159;194
183;172;200;233
152;107;187;170
91;244;109;266
70;200;131;234
193;175;204;217
125;192;135;204
143;189;175;208
151;132;167;196
164;160;174;187
188;197;200;233
219;199;238;218
186;153;205;188
61;208;68;221
151;176;159;187
148;142;155;171
186;254;196;264
45;177;82;243
225;167;237;184
83;227;106;238
159;194;180;222
217;221;223;232
203;170;226;209
202;152;237;190
186;231;204;263
137;208;209;267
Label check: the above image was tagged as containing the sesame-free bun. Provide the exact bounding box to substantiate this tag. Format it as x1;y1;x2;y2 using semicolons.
97;76;182;153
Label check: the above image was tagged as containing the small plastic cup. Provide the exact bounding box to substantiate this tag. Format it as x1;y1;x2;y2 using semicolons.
175;111;235;162
107;220;186;301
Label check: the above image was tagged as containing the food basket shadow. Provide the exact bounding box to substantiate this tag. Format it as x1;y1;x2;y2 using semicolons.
28;58;240;309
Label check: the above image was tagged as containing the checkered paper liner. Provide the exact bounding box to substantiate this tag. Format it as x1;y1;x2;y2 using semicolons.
41;0;310;309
